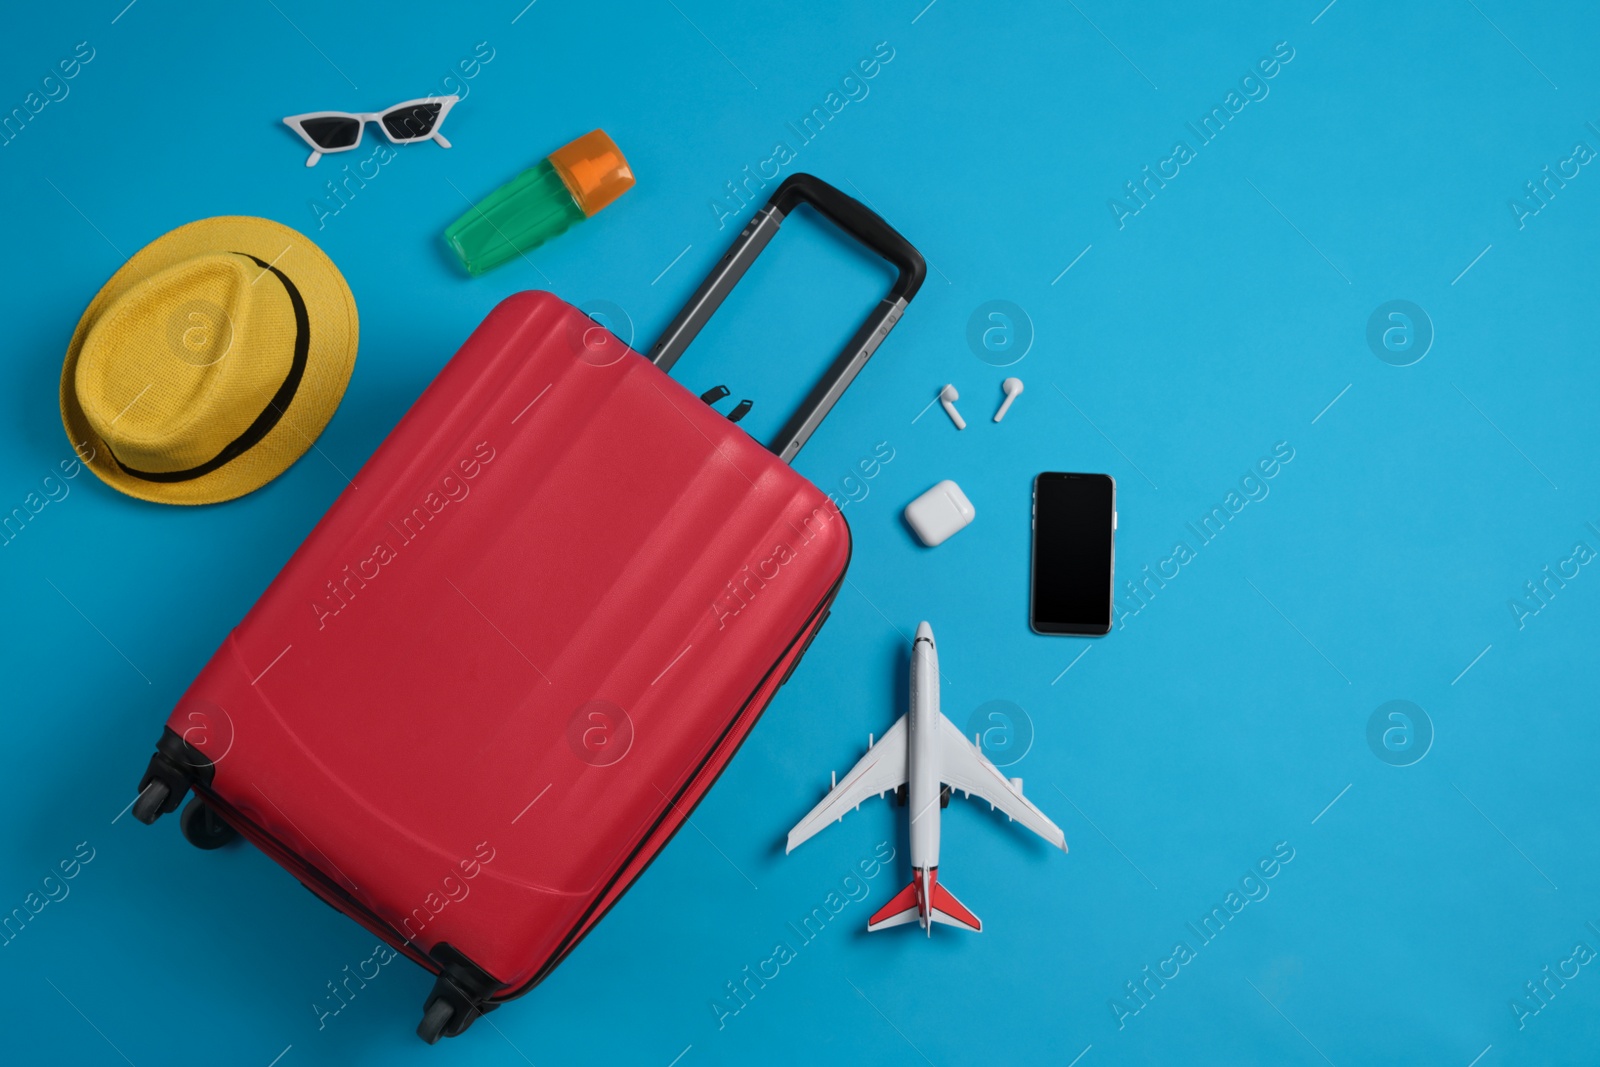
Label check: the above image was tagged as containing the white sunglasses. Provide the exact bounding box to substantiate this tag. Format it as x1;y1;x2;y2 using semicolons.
283;95;459;167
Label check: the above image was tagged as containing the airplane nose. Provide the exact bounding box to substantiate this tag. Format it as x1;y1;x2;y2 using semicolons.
914;621;934;646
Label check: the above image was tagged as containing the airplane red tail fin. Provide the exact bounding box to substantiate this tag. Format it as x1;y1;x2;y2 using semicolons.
867;869;983;933
928;879;982;932
867;880;921;931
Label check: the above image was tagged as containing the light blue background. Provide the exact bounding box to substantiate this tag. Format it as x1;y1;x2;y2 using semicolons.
2;1;1597;1064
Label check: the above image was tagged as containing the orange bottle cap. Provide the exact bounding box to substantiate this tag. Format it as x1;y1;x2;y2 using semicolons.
548;130;635;217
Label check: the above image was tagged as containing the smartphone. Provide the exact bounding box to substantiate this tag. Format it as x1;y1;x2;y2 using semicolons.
1030;472;1116;635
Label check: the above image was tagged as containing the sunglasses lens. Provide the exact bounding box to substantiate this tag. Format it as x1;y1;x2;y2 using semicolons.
382;102;442;141
300;116;361;150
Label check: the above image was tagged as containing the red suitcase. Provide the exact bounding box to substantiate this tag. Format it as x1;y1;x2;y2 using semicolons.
131;174;924;1042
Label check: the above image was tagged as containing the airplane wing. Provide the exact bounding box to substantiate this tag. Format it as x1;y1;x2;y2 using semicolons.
937;714;1067;851
786;714;909;853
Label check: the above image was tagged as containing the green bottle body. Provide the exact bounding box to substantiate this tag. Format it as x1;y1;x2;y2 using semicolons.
443;160;586;276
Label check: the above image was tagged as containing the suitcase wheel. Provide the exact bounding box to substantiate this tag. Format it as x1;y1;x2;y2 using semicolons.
133;727;213;826
417;998;455;1045
132;780;171;825
417;944;501;1042
179;797;238;850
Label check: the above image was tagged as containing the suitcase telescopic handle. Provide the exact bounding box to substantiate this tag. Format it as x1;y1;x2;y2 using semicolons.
646;173;927;464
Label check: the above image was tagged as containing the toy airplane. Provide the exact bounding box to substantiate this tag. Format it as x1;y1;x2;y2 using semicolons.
786;621;1067;935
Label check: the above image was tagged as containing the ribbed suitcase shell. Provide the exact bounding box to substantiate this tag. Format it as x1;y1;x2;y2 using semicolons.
170;290;849;992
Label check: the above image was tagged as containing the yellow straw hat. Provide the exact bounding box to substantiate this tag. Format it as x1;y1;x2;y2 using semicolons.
60;216;358;505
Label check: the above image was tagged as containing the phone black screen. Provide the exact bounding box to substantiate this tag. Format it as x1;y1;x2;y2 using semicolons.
1031;473;1115;635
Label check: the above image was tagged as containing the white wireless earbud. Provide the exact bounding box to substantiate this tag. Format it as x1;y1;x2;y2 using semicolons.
939;384;966;430
994;377;1024;422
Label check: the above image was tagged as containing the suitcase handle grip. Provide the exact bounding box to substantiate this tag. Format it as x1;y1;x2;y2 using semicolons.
770;174;926;302
647;173;926;464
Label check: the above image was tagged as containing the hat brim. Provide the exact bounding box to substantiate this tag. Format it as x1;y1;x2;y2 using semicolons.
60;216;358;505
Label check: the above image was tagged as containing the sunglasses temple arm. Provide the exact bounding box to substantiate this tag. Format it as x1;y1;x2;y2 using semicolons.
305;149;323;167
432;131;452;149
